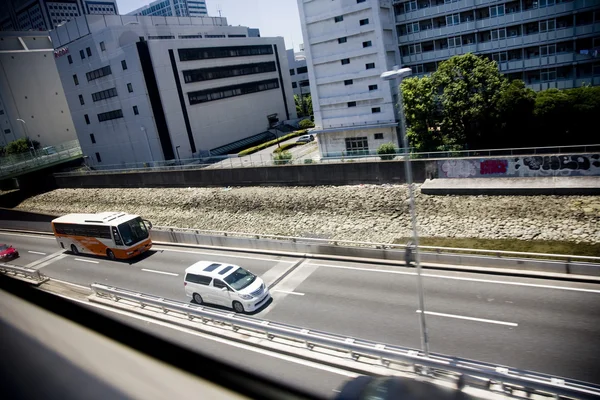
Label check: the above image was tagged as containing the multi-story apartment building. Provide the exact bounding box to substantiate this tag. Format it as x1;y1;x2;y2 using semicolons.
0;0;118;31
296;0;402;157
0;31;77;148
394;0;600;90
51;15;295;166
127;0;208;18
287;47;311;97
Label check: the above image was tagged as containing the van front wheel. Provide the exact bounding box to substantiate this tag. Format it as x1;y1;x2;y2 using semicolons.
107;250;116;260
193;293;203;304
233;301;244;313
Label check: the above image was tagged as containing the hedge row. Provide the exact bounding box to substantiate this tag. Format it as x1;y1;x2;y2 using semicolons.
273;142;304;153
238;130;308;157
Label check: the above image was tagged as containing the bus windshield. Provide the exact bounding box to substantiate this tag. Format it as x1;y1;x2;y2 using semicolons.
118;217;149;246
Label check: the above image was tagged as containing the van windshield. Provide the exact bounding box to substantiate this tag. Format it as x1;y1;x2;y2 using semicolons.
117;217;149;246
223;267;256;291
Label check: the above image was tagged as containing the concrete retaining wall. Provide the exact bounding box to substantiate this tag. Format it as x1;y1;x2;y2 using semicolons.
55;160;436;188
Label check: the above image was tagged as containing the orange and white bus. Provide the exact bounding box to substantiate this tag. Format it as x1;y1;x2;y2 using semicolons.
51;212;153;260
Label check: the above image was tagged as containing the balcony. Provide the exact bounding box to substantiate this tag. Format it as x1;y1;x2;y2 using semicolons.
575;22;600;36
319;90;384;107
399;21;477;43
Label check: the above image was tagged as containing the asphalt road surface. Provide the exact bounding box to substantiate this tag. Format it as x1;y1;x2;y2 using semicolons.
2;231;600;386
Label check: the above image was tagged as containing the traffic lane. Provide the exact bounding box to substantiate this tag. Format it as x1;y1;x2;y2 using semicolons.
82;302;353;399
264;264;600;383
0;232;58;266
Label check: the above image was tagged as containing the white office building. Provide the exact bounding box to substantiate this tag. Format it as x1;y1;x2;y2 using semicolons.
296;0;401;157
287;47;311;97
0;31;77;148
127;0;208;18
50;14;296;166
0;0;118;31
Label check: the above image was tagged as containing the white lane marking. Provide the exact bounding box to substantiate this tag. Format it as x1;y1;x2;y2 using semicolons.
28;251;47;255
141;268;179;276
49;278;91;290
422;273;600;294
52;293;358;378
416;310;518;327
153;247;296;263
0;231;55;240
309;263;600;294
272;289;305;296
75;258;99;264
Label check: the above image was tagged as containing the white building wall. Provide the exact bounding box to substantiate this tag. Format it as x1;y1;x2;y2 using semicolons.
286;48;310;98
0;32;76;148
51;15;295;165
297;0;400;156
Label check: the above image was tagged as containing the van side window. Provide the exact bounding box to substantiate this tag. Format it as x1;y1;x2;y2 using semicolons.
186;274;212;285
213;279;227;289
112;227;123;246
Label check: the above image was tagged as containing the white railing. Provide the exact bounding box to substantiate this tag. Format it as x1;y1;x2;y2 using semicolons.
0;263;48;284
91;283;600;399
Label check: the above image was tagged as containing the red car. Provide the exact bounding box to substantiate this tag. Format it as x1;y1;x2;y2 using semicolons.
0;244;19;261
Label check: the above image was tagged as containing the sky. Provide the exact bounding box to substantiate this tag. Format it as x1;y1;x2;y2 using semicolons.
117;0;304;51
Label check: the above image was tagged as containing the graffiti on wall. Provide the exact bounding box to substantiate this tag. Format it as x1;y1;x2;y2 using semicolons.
437;154;600;178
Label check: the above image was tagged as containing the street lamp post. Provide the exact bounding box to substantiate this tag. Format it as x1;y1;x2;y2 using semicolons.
175;146;181;164
140;126;154;163
381;66;430;358
16;118;37;158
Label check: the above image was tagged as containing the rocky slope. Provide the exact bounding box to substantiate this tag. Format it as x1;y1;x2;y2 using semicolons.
15;186;600;244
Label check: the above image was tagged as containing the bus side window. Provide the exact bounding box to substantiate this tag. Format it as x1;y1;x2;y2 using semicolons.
112;227;123;246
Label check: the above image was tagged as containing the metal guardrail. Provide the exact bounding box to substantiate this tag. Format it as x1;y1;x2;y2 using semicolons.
0;263;47;283
91;283;600;399
53;143;600;177
0;140;82;178
153;226;600;263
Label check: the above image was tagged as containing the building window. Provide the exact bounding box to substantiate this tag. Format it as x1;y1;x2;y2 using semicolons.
299;80;310;87
121;60;127;70
289;68;295;75
95;152;101;162
91;87;118;102
359;18;369;26
97;109;124;122
133;105;139;115
539;19;556;32
345;137;369;154
4;129;11;134
292;82;297;88
374;133;384;140
338;37;347;44
412;64;424;74
363;41;372;48
490;5;505;17
448;36;462;48
492;52;508;63
371;107;381;113
67;55;72;64
86;65;112;82
178;45;273;61
183;61;277;83
344;79;353;85
368;84;378;91
491;28;506;40
80;49;85;59
357;0;366;3
73;74;79;85
348;101;356;107
86;47;91;57
79;94;84;105
90;133;96;144
188;78;280;105
407;22;419;34
540;44;556;56
366;63;375;69
296;66;308;74
404;1;417;12
100;41;105;51
541;68;556;82
84;114;90;124
334;15;344;23
127;83;133;93
341;58;350;65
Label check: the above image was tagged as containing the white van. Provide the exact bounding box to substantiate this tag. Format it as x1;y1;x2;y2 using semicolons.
184;261;270;313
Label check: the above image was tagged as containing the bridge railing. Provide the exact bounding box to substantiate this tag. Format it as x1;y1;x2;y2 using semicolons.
53;143;600;177
90;283;600;399
0;140;82;178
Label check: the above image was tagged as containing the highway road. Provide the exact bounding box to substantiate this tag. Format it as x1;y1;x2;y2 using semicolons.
2;230;600;386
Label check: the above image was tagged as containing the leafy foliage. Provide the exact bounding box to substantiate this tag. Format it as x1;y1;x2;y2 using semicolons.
274;142;304;153
299;119;315;129
376;142;397;160
5;138;41;155
238;130;307;156
273;150;293;165
295;94;313;118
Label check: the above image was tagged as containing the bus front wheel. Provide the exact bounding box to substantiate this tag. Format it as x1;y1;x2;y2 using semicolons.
70;245;79;255
107;250;117;261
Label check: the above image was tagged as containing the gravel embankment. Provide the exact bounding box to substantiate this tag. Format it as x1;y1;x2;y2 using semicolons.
15;186;600;244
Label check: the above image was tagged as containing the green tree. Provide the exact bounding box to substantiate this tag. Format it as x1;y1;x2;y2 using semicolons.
299;119;315;129
496;79;536;147
433;53;508;149
376;142;397;160
295;94;313;118
400;75;442;152
5;138;40;155
273;150;293;165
